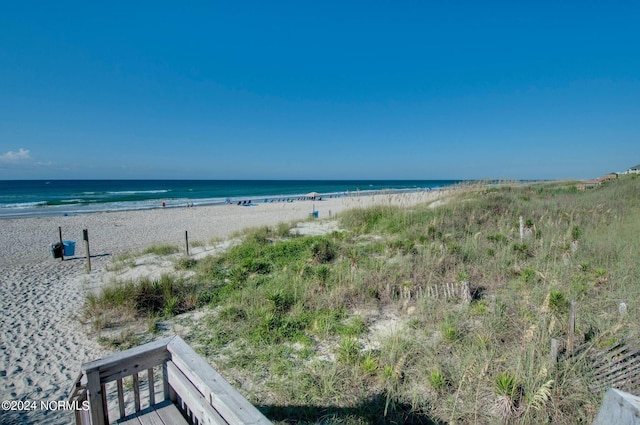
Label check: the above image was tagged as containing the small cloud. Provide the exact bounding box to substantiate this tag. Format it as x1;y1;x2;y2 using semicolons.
0;148;30;162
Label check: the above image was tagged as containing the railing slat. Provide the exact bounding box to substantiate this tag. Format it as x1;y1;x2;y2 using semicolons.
100;383;109;425
148;367;156;406
117;378;125;418
133;372;141;412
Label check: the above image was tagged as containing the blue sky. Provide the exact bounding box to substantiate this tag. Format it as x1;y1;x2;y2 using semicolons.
1;1;639;180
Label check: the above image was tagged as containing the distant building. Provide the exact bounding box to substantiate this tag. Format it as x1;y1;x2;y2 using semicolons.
578;172;618;190
627;164;640;174
599;173;619;182
578;181;599;190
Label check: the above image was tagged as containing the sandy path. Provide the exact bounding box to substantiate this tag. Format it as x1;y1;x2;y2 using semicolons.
0;191;443;424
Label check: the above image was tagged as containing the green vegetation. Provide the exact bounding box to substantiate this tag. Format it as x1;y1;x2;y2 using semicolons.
143;244;180;256
84;176;640;424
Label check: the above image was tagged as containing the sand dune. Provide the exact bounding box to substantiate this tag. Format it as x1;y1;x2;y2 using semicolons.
0;191;443;424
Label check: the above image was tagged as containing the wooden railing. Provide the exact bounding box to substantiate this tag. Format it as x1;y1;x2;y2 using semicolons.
68;335;272;425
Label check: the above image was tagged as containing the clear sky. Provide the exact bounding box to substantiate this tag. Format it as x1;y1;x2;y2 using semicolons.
1;1;639;180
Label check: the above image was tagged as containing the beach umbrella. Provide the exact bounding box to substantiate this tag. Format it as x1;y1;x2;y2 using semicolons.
306;192;320;199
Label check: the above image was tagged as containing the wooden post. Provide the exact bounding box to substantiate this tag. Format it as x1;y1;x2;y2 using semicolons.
86;370;107;425
567;300;576;355
519;216;524;243
163;361;174;402
185;231;189;256
59;226;64;261
83;229;91;273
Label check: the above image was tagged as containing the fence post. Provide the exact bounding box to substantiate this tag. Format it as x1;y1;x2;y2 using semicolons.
567;300;576;355
461;281;472;304
59;226;64;261
83;229;91;273
519;216;524;243
185;231;189;256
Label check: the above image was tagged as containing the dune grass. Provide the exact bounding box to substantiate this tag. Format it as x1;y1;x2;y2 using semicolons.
84;175;640;424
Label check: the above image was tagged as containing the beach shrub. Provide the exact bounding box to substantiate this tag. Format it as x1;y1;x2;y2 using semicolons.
175;257;197;270
144;244;179;256
429;369;448;392
337;337;362;365
549;290;569;315
494;371;522;420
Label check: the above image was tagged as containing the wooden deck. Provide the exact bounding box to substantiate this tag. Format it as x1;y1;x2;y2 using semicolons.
69;335;272;425
117;400;187;424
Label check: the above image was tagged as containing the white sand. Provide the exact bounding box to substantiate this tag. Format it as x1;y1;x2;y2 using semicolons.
0;190;444;424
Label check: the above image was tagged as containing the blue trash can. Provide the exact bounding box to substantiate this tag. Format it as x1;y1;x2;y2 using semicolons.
63;240;76;256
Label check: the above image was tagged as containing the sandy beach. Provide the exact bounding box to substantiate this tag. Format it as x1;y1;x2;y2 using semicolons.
0;190;444;425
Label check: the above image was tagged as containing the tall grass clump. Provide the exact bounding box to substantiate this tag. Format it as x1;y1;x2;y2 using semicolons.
84;273;214;332
143;244;180;256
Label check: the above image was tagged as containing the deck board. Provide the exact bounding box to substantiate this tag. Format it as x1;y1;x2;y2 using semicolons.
116;400;189;425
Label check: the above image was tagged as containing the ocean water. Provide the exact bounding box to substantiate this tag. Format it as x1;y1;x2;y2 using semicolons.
0;180;462;218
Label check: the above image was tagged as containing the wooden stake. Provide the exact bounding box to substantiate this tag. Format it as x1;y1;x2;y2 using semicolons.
519;216;524;243
59;226;64;261
83;229;91;273
185;231;189;256
567;300;576;355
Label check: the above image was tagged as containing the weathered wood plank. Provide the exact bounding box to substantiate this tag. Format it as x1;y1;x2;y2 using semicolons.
604;363;640;384
117;378;126;419
167;336;271;424
592;343;640;372
587;337;640;396
133;373;141;412
154;400;189;425
165;361;228;425
594;357;640;381
116;400;189;425
135;408;163;425
68;371;86;399
82;336;174;385
73;388;90;425
86;370;106;425
148;368;155;406
117;412;142;424
101;384;109;424
92;349;171;385
592;341;640;368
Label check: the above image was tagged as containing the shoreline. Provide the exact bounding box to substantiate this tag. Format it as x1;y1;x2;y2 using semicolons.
0;186;446;220
0;190;446;424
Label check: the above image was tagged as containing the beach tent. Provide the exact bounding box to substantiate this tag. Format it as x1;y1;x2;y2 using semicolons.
306;192;321;199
